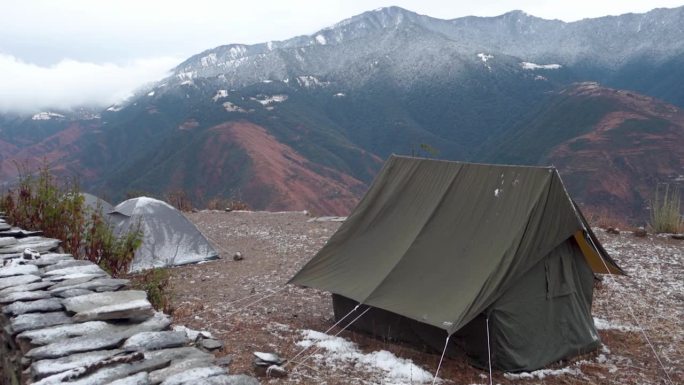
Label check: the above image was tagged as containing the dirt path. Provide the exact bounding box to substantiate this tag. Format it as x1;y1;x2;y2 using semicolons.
166;210;683;384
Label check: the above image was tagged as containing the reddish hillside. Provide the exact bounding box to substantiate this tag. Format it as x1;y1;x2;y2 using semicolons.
485;82;684;222
211;122;367;215
549;86;684;221
0;123;98;182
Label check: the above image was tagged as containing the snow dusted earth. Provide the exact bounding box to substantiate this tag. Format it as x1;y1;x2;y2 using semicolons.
164;211;683;384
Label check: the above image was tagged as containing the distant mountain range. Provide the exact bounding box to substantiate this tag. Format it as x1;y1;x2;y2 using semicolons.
1;6;683;220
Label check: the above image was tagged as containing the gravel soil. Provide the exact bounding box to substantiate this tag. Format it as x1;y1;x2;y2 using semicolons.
164;210;683;385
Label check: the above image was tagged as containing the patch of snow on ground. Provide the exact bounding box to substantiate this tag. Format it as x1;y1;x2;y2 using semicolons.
228;45;247;58
315;34;327;45
477;53;493;70
477;53;493;63
504;366;583;380
296;329;437;384
222;102;246;113
176;71;195;80
200;53;217;67
333;92;346;97
212;90;229;102
147;91;155;96
31;112;65;120
593;317;639;332
296;76;328;88
106;105;123;112
521;62;562;70
251;94;288;106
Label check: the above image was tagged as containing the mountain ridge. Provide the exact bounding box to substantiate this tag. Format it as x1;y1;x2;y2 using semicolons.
2;6;683;221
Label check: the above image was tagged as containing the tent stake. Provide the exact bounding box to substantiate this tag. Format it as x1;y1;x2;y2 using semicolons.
486;316;493;385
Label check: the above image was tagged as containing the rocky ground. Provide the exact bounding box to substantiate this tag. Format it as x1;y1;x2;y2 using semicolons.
166;210;683;385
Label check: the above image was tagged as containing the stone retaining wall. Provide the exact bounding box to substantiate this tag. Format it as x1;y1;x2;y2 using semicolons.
0;216;258;385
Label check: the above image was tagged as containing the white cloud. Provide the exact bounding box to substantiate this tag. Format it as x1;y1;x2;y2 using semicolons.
0;55;179;114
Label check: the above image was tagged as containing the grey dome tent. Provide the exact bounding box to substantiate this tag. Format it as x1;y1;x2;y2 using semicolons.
81;192;114;214
108;197;219;272
290;155;623;372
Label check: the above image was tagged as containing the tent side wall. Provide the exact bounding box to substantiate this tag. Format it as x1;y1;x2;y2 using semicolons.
332;294;486;358
486;237;600;371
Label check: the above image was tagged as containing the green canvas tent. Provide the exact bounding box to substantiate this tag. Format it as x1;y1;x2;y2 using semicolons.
290;155;623;371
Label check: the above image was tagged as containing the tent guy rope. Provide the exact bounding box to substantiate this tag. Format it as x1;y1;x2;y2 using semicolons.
431;335;450;385
486;316;493;385
558;171;675;385
589;232;675;385
291;307;371;372
286;304;361;367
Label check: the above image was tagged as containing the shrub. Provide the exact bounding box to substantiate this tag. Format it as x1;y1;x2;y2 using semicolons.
649;184;683;233
0;162;142;276
166;190;193;212
132;268;172;312
206;196;249;211
1;162;85;255
83;207;142;276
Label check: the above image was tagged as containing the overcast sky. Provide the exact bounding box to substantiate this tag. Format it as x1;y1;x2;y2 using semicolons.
1;0;682;113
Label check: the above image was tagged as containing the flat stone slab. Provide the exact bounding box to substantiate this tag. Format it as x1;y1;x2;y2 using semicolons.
19;313;171;347
0;290;53;304
0;281;52;295
0;253;22;261
49;276;100;289
63;290;153;322
27;253;74;267
2;298;63;316
143;347;214;364
43;260;95;272
54;289;94;298
195;375;260;385
10;311;72;334
27;331;129;359
43;264;106;278
0;274;41;290
45;273;107;282
0;265;39;278
0;237;60;254
34;361;135;385
18;320;113;346
0;237;18;247
50;278;130;293
0;263;40;277
31;349;123;379
123;331;190;352
0;229;43;238
108;372;150;385
149;359;219;385
200;339;224;351
159;366;226;385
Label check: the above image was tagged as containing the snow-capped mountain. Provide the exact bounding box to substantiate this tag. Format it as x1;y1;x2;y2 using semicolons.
1;6;683;220
169;6;684;95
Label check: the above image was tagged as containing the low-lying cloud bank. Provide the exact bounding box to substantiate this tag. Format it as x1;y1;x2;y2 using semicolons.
0;54;179;114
